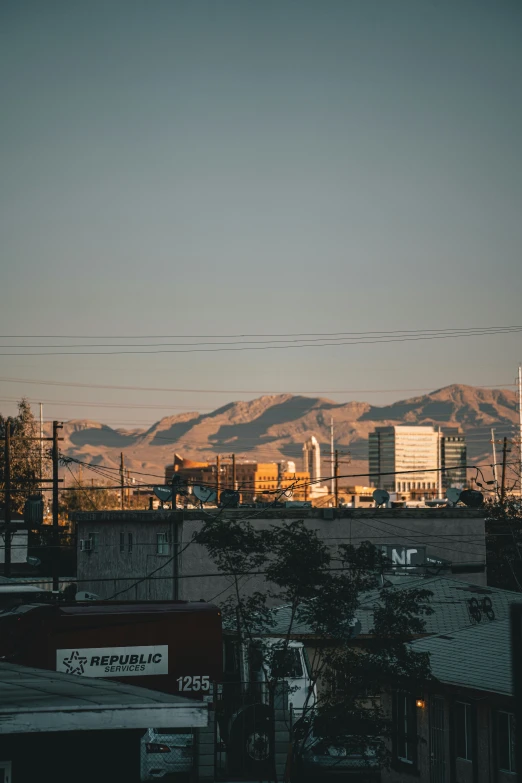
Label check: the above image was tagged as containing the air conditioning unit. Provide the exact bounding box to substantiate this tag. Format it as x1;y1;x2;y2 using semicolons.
80;539;92;552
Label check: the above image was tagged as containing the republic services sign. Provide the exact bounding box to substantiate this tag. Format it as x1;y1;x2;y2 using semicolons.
56;645;168;677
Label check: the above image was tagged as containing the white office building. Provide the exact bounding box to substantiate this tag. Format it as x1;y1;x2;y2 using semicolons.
369;426;440;493
302;435;321;482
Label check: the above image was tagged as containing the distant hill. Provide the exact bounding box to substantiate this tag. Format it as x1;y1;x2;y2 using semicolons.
43;384;518;485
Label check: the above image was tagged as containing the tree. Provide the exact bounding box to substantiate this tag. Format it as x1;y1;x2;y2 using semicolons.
194;515;433;781
60;478;120;513
0;399;48;513
486;494;522;591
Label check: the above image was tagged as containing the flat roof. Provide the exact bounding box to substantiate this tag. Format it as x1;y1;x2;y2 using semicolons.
0;662;208;734
72;507;485;522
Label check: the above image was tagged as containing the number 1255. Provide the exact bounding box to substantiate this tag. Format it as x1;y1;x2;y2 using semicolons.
177;675;210;691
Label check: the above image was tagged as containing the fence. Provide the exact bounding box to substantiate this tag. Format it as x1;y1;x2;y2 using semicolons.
214;681;277;781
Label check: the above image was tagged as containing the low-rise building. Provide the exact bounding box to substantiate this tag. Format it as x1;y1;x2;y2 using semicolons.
165;459;310;503
384;618;516;783
73;507;487;602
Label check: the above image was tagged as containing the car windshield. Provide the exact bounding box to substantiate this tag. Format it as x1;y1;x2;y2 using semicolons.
271;648;303;678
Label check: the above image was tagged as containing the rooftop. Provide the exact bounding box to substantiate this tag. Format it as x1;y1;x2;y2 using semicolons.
412;618;513;696
266;576;520;638
0;662;208;734
72;507;486;522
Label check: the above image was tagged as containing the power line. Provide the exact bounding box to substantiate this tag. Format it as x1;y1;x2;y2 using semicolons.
2;325;521;339
1;326;521;349
2;326;522;355
0;375;516;395
1;563;487;589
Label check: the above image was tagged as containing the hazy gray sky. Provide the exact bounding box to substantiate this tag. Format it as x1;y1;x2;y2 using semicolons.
1;0;521;426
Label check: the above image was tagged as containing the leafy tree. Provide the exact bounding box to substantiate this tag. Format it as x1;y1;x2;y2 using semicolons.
194;516;432;781
486;494;522;591
60;478;120;513
0;399;49;513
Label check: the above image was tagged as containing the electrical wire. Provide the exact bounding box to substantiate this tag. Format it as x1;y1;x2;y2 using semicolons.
2;325;521;339
0;375;516;395
2;326;521;349
2;326;522;355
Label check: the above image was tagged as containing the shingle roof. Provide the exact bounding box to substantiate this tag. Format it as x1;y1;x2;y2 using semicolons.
356;575;521;636
266;576;521;638
411;619;513;696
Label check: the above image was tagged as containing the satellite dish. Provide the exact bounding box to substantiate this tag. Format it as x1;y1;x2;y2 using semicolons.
154;486;172;502
219;489;240;508
459;489;484;508
373;489;390;507
446;488;462;505
193;485;217;504
76;591;100;601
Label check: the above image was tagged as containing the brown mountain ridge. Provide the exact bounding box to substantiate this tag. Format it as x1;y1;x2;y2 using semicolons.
39;384;519;484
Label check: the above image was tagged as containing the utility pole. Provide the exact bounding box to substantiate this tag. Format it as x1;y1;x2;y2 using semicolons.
52;421;63;593
437;426;443;498
501;436;508;505
4;419;11;578
518;364;522;496
39;403;44;490
216;455;220;501
330;418;334;495
491;428;498;491
232;453;237;490
334;449;339;507
120;452;124;510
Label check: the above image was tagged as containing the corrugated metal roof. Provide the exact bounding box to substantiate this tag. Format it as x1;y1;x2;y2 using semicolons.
411;619;513;695
0;662;208;734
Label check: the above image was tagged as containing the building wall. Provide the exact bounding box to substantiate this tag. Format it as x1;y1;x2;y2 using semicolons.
382;689;516;783
75;508;487;602
370;426;468;495
441;428;467;489
302;436;321;482
0;530;28;563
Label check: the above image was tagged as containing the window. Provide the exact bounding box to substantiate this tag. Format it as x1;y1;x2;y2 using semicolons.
396;693;416;764
271;648;304;678
455;702;473;761
498;711;516;773
128;533;133;553
120;532;125;553
157;533;169;555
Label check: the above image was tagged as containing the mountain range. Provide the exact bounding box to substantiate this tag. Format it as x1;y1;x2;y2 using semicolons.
42;384;519;486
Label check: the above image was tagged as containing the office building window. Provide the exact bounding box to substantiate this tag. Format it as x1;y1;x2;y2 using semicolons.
455;702;473;761
128;533;133;554
157;533;169;555
498;711;516;773
395;692;416;764
120;532;125;553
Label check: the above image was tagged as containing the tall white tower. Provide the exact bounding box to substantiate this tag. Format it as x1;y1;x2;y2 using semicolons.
303;435;321;482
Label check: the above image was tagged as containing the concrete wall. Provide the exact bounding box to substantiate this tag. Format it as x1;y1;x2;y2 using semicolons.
75;507;486;602
0;530;28;563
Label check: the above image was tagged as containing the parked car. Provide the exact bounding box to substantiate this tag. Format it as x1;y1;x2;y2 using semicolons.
301;737;380;777
293;717;380;779
140;728;194;781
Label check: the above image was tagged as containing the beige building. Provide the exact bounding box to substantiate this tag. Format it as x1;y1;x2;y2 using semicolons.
164;458;310;503
369;426;441;494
